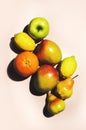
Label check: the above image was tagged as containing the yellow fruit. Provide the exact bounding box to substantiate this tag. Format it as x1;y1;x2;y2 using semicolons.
60;56;77;77
14;32;36;51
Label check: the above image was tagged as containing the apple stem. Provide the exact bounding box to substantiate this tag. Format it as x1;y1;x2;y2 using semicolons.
72;74;79;79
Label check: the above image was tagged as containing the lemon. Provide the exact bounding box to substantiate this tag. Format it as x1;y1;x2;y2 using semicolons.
14;32;36;51
60;56;77;77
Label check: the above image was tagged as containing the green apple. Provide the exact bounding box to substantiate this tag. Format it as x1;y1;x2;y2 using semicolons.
34;64;59;93
14;32;36;51
27;17;49;41
35;39;62;65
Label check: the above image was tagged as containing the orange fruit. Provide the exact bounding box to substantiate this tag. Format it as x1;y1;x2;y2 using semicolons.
13;51;39;77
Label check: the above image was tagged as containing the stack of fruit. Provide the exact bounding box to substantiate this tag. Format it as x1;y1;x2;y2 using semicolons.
12;17;78;116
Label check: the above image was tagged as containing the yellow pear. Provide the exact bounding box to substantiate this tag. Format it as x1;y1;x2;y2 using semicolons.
55;77;74;99
47;93;65;115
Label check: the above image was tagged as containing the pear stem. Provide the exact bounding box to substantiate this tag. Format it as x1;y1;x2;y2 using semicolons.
47;91;51;96
72;74;79;79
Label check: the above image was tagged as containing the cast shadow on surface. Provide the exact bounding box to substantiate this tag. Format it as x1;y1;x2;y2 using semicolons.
10;37;23;54
7;59;28;81
9;35;54;117
29;73;45;96
43;93;55;118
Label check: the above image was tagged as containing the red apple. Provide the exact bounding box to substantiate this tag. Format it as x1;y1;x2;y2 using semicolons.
33;64;59;93
34;39;62;65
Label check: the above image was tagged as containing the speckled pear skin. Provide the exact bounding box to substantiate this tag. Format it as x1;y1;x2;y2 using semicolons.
56;77;74;99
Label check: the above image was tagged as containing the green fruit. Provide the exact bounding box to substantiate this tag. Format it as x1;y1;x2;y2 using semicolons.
47;93;65;115
60;56;77;77
55;77;74;99
27;17;49;41
14;32;36;51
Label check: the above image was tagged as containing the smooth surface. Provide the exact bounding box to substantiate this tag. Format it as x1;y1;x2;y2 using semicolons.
0;0;86;129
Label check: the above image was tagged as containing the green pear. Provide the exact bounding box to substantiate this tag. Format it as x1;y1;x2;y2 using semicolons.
55;77;74;99
60;56;77;78
47;93;65;115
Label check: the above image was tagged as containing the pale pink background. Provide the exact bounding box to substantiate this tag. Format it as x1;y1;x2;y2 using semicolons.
0;0;86;129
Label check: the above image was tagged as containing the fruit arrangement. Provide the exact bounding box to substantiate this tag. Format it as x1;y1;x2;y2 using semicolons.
9;17;78;117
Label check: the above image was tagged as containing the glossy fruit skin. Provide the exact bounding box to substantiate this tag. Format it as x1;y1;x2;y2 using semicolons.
34;64;59;93
27;17;49;40
60;56;77;78
56;77;74;99
13;51;39;77
47;94;65;114
35;39;62;65
14;32;36;51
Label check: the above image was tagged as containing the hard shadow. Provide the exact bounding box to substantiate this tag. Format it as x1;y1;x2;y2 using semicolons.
56;61;66;81
29;73;45;96
7;59;28;81
9;37;23;54
23;24;28;34
43;94;54;118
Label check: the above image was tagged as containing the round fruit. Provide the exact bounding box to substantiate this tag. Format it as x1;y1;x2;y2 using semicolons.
35;39;62;65
27;17;49;40
14;32;36;51
60;56;77;77
34;64;59;93
13;51;39;77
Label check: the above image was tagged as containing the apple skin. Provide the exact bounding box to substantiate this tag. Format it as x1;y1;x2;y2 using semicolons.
14;32;36;51
35;39;62;65
27;17;49;41
33;64;59;93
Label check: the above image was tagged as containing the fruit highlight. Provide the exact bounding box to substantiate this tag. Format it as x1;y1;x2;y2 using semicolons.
9;16;78;117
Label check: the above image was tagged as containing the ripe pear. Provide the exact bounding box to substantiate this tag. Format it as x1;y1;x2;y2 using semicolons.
47;93;65;115
14;32;36;51
55;77;74;100
60;56;77;78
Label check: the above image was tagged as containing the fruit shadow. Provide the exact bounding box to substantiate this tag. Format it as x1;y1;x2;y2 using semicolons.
7;59;28;81
29;73;45;96
56;61;66;81
9;37;23;54
43;93;55;118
